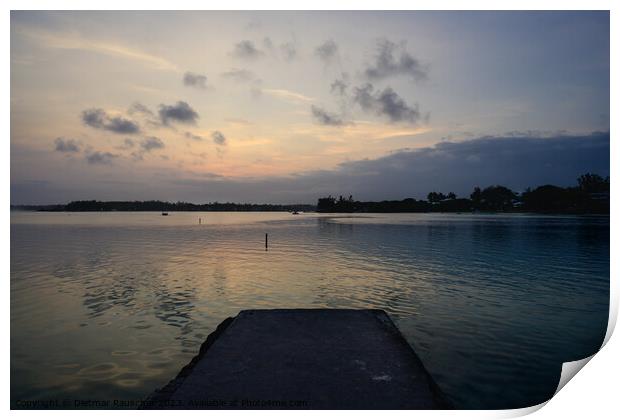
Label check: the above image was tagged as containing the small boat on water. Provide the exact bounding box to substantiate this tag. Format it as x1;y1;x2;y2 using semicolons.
161;212;169;216
292;211;299;215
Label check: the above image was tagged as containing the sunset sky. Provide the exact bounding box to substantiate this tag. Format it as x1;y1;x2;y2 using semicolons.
10;11;609;204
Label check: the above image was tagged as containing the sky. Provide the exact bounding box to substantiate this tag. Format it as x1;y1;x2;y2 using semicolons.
10;11;610;204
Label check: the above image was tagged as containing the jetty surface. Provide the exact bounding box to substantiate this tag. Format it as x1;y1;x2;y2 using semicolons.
145;309;451;409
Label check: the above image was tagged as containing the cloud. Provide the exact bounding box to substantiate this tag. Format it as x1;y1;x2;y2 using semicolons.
11;132;610;205
184;132;609;202
222;69;262;99
263;37;274;52
158;101;199;125
211;131;227;146
128;137;165;161
81;108;140;134
364;39;427;81
128;102;154;117
81;108;106;127
140;136;165;152
280;41;297;61
232;40;263;59
86;151;118;165
183;72;208;89
185;131;204;141
315;39;338;63
330;77;348;96
311;105;346;126
221;68;258;83
106;116;141;134
118;138;135;150
353;83;421;124
261;89;314;103
18;28;178;71
316;132;611;199
54;137;80;153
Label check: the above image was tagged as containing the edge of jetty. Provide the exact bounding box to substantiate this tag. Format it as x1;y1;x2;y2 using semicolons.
143;309;451;409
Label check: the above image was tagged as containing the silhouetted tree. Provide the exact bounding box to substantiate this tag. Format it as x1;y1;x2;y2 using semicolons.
317;195;337;212
470;187;482;207
477;185;517;211
427;192;447;203
521;185;578;213
578;173;609;194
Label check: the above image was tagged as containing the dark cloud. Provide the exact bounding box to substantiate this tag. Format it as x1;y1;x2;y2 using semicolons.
221;68;257;83
123;132;612;204
140;137;165;152
211;131;227;146
54;137;80;153
315;39;338;63
81;108;140;134
106;116;141;134
311;105;345;126
185;131;203;141
15;133;609;205
353;83;421;124
183;72;208;89
318;132;610;199
82;108;106;127
232;40;263;59
364;39;427;81
280;41;297;61
158;101;199;125
198;132;609;202
86;151;118;165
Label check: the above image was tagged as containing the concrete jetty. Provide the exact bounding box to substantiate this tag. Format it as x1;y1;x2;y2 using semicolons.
144;309;451;409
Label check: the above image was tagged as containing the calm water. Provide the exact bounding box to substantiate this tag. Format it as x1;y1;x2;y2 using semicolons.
11;211;609;409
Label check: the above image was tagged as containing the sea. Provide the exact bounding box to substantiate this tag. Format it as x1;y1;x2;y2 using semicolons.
10;211;609;409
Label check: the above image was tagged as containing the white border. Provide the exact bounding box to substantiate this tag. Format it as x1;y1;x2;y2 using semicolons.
3;1;616;419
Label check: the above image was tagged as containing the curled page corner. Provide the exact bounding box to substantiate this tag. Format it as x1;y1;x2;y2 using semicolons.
552;305;613;397
543;296;617;406
504;292;617;417
501;355;597;418
501;401;548;418
601;296;618;348
554;355;595;396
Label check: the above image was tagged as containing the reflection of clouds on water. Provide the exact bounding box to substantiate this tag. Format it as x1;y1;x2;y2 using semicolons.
79;257;201;348
154;285;195;328
82;270;139;319
154;281;197;349
11;214;609;408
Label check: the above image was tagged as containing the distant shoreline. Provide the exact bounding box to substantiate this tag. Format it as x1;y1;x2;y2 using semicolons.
9;172;611;216
10;201;316;213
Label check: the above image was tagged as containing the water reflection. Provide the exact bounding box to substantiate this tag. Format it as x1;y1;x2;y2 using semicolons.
11;212;608;409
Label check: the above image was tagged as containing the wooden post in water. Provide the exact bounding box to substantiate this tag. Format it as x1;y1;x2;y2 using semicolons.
265;233;268;250
199;217;201;225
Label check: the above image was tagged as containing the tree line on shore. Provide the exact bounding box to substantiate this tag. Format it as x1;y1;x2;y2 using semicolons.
10;173;609;215
316;173;610;214
11;200;316;212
